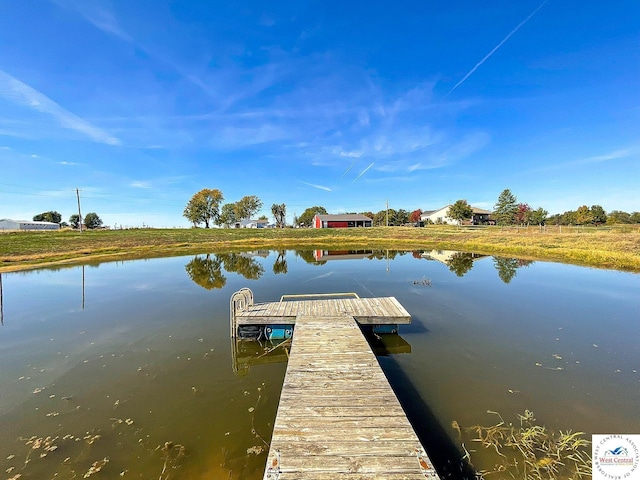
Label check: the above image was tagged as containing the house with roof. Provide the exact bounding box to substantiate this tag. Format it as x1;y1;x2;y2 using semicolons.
313;214;373;228
234;219;271;228
420;205;492;225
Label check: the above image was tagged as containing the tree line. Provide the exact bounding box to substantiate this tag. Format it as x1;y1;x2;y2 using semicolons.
32;210;103;229
183;187;640;229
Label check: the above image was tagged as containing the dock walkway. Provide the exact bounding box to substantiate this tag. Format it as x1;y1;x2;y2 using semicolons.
229;289;439;479
263;314;438;479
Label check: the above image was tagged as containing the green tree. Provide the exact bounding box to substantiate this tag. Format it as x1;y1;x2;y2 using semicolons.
373;210;387;226
271;203;287;228
630;212;640;224
561;210;578;225
528;207;548;226
298;206;327;227
183;188;224;228
33;211;62;223
575;205;592;225
84;212;103;229
607;210;631;224
219;203;238;227
234;195;263;221
395;209;410;226
493;189;518;226
449;200;473;225
590;205;607;225
69;214;81;229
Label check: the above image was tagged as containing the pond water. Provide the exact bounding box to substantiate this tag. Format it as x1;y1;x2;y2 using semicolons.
0;249;638;479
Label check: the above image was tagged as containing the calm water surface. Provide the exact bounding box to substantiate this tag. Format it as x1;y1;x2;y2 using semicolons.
0;250;638;479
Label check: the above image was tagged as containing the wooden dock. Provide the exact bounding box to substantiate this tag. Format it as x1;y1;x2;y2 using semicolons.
231;291;412;335
229;290;440;479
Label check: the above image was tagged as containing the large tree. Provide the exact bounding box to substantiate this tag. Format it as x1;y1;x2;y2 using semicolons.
219;203;238;227
493;189;518;226
515;203;531;226
607;210;631;224
183;188;224;228
409;209;423;223
590;205;607;225
575;205;593;225
528;207;548;226
69;214;81;229
271;203;286;228
33;211;62;223
84;212;103;229
298;206;327;227
448;200;473;225
234;195;263;221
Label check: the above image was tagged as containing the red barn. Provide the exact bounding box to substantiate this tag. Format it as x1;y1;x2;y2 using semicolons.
313;214;373;228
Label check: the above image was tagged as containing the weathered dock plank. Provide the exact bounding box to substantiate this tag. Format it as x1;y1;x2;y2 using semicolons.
263;315;439;480
235;297;411;327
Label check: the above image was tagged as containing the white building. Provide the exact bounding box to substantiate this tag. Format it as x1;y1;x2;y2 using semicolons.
0;219;61;231
233;219;271;228
421;205;492;225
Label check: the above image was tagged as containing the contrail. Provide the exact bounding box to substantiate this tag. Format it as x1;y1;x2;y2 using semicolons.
445;0;548;97
342;158;359;177
352;162;375;183
0;69;121;145
299;181;332;192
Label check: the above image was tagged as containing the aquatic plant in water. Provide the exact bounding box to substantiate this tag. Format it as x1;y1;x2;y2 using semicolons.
455;410;592;479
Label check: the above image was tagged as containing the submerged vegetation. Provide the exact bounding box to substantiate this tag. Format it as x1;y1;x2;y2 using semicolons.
455;410;592;479
1;225;639;273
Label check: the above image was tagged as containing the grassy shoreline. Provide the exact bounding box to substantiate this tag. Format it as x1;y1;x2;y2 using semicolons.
1;225;639;273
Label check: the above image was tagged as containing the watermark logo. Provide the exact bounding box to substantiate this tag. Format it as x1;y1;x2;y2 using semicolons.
593;434;640;479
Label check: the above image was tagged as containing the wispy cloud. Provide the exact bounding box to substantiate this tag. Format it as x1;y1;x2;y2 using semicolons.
53;0;133;42
445;0;548;97
299;181;332;192
525;147;637;174
353;162;375;182
0;70;121;145
130;181;152;189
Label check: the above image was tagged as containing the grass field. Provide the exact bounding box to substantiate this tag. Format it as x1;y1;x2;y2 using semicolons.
1;225;639;273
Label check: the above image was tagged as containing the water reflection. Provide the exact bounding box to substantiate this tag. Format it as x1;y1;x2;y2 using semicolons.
184;249;538;290
272;250;287;275
417;249;534;283
185;252;265;290
493;256;534;284
0;250;638;479
232;329;412;376
185;254;226;289
0;272;4;325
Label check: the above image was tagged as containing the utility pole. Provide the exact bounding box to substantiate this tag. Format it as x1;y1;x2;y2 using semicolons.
76;188;83;232
386;199;389;227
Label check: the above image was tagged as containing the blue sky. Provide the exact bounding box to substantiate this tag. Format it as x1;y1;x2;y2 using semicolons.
1;1;639;227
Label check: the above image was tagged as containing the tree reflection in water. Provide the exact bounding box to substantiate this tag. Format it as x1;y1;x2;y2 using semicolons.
184;254;226;290
273;250;287;275
185;253;265;289
184;250;537;290
493;257;534;284
445;252;475;277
